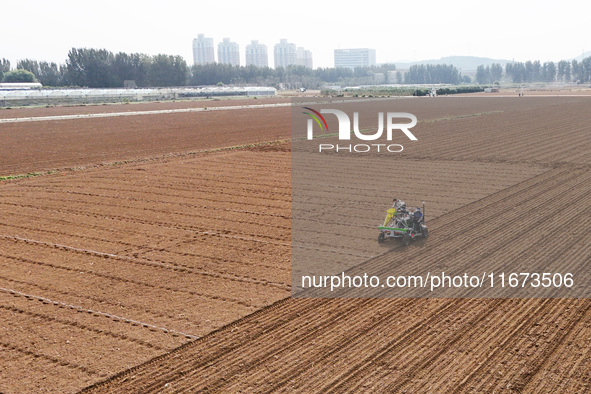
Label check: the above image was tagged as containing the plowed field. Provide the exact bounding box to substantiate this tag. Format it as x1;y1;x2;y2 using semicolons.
0;96;589;393
0;97;290;119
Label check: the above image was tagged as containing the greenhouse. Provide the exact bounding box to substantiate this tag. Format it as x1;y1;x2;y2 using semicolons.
0;86;276;107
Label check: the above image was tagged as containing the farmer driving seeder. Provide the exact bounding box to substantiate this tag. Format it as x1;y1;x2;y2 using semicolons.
378;198;428;245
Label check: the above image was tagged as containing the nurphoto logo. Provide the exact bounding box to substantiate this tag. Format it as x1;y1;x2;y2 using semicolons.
303;106;418;153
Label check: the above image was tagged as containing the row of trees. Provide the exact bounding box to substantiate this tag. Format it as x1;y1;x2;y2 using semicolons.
190;63;471;86
475;64;503;84
504;59;591;83
66;49;188;87
3;48;591;87
11;59;66;85
0;58;11;82
1;49;189;87
403;64;468;84
188;63;400;88
474;58;591;84
1;50;401;88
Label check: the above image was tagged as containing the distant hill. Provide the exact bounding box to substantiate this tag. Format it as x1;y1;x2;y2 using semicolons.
389;56;513;71
573;51;591;61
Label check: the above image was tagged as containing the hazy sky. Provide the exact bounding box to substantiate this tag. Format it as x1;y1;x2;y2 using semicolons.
3;0;590;69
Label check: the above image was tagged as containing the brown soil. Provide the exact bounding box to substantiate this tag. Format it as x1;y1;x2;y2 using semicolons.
0;106;290;176
0;97;290;119
82;162;591;393
0;96;589;393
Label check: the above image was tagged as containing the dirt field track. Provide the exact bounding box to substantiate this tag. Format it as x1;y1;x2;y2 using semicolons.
0;95;590;392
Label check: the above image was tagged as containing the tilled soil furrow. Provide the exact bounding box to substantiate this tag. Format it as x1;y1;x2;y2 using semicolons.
0;291;186;350
0;277;204;338
0;251;268;309
0;235;290;290
7;190;291;230
464;299;591;392
523;302;591;392
220;299;482;393
0;199;290;243
308;167;583;297
85;162;590;392
332;299;533;393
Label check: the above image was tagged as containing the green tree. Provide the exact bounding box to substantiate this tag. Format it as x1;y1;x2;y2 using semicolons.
557;60;571;82
0;58;10;81
581;56;591;82
524;60;535;82
37;62;63;86
112;52;150;87
506;62;526;83
542;61;556;82
66;48;117;87
59;64;72;86
490;63;503;82
532;60;542;82
2;69;36;82
16;59;65;86
505;63;513;80
404;64;461;84
147;54;188;86
476;65;489;84
571;60;581;83
17;59;41;77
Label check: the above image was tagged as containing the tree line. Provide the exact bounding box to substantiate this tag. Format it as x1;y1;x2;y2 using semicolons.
403;64;468;84
3;48;591;87
188;63;402;88
475;58;591;84
0;48;399;88
19;49;187;87
505;59;591;83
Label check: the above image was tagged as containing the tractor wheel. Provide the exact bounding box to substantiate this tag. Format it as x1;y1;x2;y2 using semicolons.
378;232;385;243
402;235;411;246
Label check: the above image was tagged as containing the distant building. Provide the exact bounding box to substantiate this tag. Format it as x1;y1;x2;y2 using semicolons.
296;47;313;69
274;39;297;68
334;48;376;69
245;40;268;68
218;38;240;67
193;34;215;65
373;73;385;84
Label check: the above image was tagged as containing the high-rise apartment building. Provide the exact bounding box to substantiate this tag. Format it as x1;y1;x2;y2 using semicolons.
274;39;297;68
245;40;268;67
192;34;215;65
218;38;240;66
296;47;313;69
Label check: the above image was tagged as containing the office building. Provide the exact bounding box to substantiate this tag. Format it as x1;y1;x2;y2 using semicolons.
334;48;376;68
